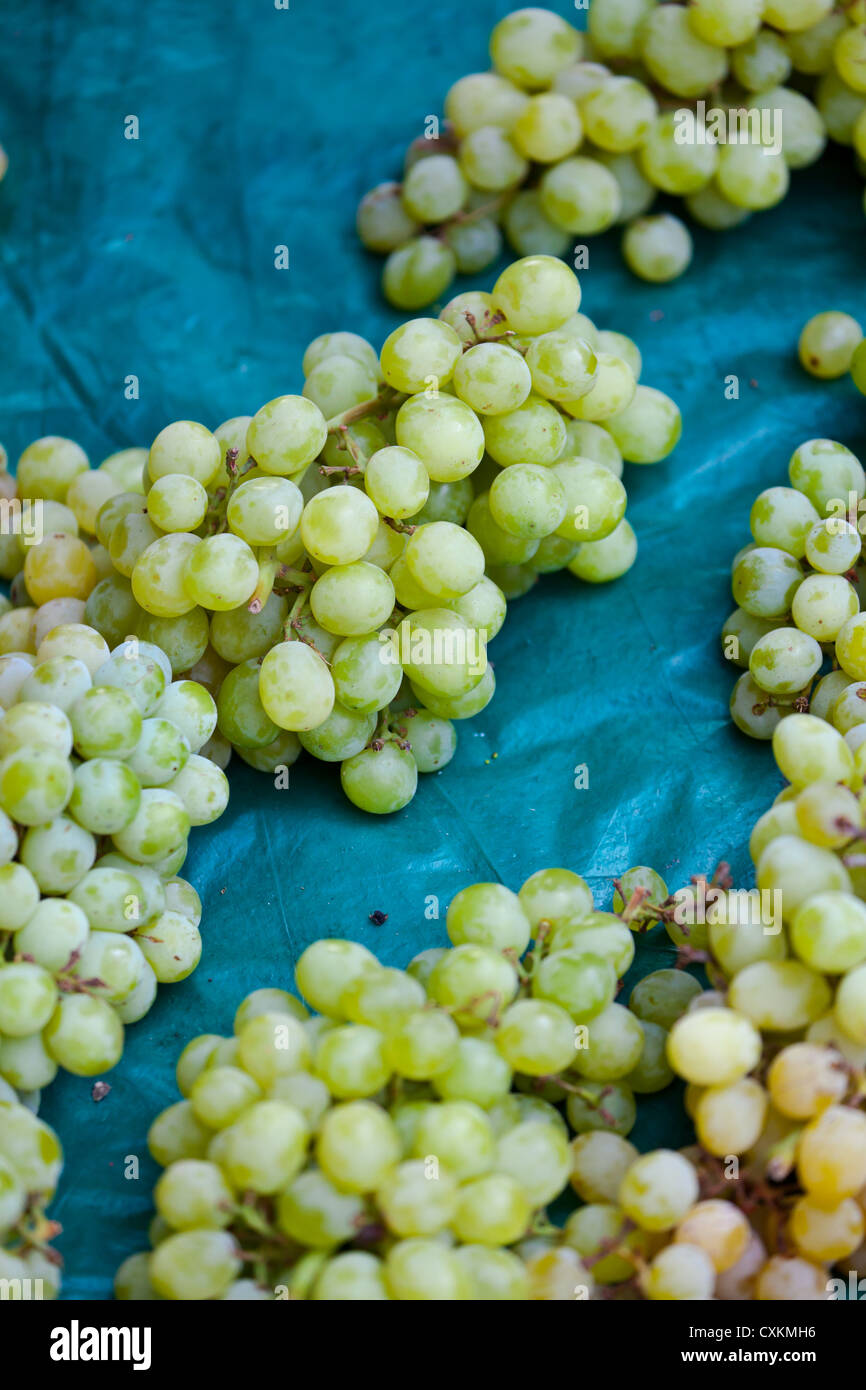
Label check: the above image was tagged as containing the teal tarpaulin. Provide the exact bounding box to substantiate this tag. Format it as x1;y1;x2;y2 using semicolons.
1;0;865;1299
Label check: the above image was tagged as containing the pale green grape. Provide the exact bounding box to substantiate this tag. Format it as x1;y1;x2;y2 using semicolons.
19;815;95;893
380;318;462;396
457;126;528;192
167;754;228;826
717;144;790;210
301;486;381;565
0;747;73;824
246;396;328;477
340;742;418;814
755;87;826;168
685;184;752;230
147;475;208;533
501;190;571;258
209;593;286;666
157;680;217;752
310;562;396;635
540;157;621;235
365;448;431;522
43;993;124;1076
749;627;823;693
806;518;861;575
482;395;567;468
640;4;729;95
218;660;280;748
793;573;858;640
622;213;693;283
0;961;58;1036
405;522;485;600
112;787;190;863
491;255;581;334
688;0;763;46
357;183;421;252
331;633;403;713
395;393;485;482
732;546;803;618
16;436;89;503
799;311;863;378
227;476;303;546
489;8;581;90
452;343;532;417
444;71;530;137
304;355;378;418
94;641;169;714
512;92;583;162
382;238;457;312
532;949;616;1023
447;880;531;954
148;421;222;488
580;77;657;153
136;609;209;674
298;703;376;762
489;464;566;539
588;0;656;58
401;154;467;223
789;439;865;514
750;485;820;557
605;385;682;463
552;458;627;542
834;23;866;92
316;1099;401;1193
149;1229;240;1300
259;641;335;731
594;150;656;223
730;29;792;90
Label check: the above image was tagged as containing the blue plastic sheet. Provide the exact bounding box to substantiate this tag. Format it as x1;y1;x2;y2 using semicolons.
1;0;866;1299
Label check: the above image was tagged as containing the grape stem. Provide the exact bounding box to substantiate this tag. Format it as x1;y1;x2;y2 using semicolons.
249;549;280;614
324;387;405;435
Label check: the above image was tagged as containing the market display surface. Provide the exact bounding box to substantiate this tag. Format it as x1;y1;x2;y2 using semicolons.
1;0;866;1301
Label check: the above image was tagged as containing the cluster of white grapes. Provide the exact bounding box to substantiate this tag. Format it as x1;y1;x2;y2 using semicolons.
0;1091;63;1299
358;3;866;307
0;625;226;1098
3;255;680;816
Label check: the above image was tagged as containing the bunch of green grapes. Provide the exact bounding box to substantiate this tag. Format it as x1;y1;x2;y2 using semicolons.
643;712;866;1300
722;428;866;741
7;256;680;817
112;859;753;1301
358;3;866;308
0;623;226;1094
0;1089;63;1299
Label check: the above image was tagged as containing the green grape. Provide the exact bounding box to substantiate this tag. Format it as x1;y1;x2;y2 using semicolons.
94;641;169;713
539;157;621;235
444;217;502;275
295;938;379;1016
791;891;866;972
630;970;702;1030
754;87;826;168
19;815;95;893
606;385;681;464
0;1032;58;1091
451;344;533;417
731;29;792;90
622;213;693;283
0;1099;63;1193
732;546;804;618
0;746;73;825
626;1019;674;1094
157;680;217;752
751;484;821;556
552;458;627;543
16;436;89;503
794;574;859;640
580;77;657;153
136;608;209;674
404;522;485;600
236;1012;310;1087
495;1120;570;1206
409;662;494;720
276;1167;365;1247
457;127;528;193
688;0;763;46
452;1172;531;1246
716;144;790;210
588;0;656;58
835;963;866;1043
0;961;58;1035
641;4;729;95
380;319;461;396
167;754;228;826
330;633;403;713
806;518;861;575
518;867;593;931
303;331;381;381
71;929;147;1004
446;881;531;954
799;311;863;378
19;656;94;713
549;912;635;976
147;475;208;532
790;438;866;514
13;897;88;970
685;183;752;230
561;353;635;422
356;179;419;252
108;511;162;578
363;447;430;520
444;71;529;137
757;833;851;912
428;943;519;1026
125;717;189;787
149;1229;240;1300
316;1099;401;1193
618;1148;700;1231
395;393;485;483
99;448;148;494
453;1245;529;1300
111;786;190;863
226;476;303;546
0;701;72;757
438;290;503;344
401;154;467;223
571;1001;644;1081
134;909;201;981
561;420;622;476
492;256;581;335
570;516;638;583
835;23;866;92
301;485;379;564
729;959;831;1030
431;1034;512;1107
182;534;258;612
501;189;571;258
0;653;36;710
594;150;656;224
310;562;396;635
384;1009;460;1080
488;464;566;539
298;702;377;761
512;92;583;163
0;865;36;935
749;627;823;694
148;421;222;487
36;623;110;675
68;865;144;931
852;339;866;394
235;728;301;773
209;593;286;666
154;1158;233;1232
532;949;616;1023
43;993;124;1076
70;685;142;759
259;641;335;731
482;395;567;467
525;332;597;404
304;355;379;418
489;8;581;90
245;396;328;477
495;998;576;1074
340;741;418;814
382;238;457;312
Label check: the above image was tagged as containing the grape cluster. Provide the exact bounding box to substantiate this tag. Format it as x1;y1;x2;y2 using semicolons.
0;624;226;1094
0;1089;63;1299
5;256;680;817
722;432;866;741
358;3;866;307
112;862;738;1301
